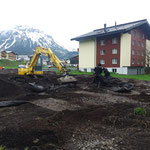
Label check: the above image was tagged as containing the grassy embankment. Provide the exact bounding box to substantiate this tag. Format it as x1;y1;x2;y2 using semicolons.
0;59;24;69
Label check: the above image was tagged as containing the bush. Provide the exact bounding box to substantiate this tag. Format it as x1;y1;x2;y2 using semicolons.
134;107;147;116
0;145;5;150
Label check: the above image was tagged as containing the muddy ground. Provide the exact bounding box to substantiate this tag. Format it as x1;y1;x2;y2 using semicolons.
0;69;150;150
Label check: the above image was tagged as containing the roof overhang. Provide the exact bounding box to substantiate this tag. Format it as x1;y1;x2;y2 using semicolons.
71;19;150;41
71;29;126;41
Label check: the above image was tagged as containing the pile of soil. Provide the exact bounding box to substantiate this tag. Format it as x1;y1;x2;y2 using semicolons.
0;78;23;99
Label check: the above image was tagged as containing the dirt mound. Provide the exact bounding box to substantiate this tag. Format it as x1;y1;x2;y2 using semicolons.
0;70;59;101
0;78;23;99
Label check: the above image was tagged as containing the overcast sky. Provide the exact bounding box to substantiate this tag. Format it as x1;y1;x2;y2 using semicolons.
0;0;149;51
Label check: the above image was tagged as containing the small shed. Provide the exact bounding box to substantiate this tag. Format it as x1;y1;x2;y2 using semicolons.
70;55;79;65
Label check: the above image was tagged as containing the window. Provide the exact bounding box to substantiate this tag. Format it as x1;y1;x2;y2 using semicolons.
112;37;118;44
112;58;117;64
142;34;145;39
132;49;135;55
112;69;117;73
132;30;136;37
84;68;87;72
138;41;141;47
138;50;140;56
137;60;140;65
142;51;144;56
100;50;105;55
112;48;117;54
141;61;144;65
138;32;141;38
132;40;135;46
132;59;134;64
100;59;105;64
100;40;105;46
142;42;145;47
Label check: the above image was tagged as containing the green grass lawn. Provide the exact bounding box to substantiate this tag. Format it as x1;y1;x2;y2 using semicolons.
111;73;150;81
69;70;93;75
69;70;150;81
0;59;24;69
1;60;150;81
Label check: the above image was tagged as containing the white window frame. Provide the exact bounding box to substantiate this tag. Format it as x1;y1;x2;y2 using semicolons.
100;59;105;64
112;37;118;44
100;50;105;55
112;58;117;64
100;40;105;46
112;48;117;54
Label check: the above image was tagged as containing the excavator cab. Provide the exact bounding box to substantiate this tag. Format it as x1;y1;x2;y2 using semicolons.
29;55;43;72
18;55;43;76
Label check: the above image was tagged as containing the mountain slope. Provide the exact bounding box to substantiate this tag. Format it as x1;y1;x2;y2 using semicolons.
0;25;78;59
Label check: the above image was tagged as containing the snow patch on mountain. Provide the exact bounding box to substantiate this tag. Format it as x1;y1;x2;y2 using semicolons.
5;37;16;49
0;25;78;59
0;38;10;49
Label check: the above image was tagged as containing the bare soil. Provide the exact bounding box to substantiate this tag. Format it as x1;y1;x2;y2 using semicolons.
0;69;150;150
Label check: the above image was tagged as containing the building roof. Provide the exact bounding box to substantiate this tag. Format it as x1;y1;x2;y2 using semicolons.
6;51;17;55
0;50;17;55
71;19;150;41
5;51;13;54
70;55;79;60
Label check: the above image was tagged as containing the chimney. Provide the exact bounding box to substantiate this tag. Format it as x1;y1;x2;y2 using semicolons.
115;21;117;30
104;23;107;32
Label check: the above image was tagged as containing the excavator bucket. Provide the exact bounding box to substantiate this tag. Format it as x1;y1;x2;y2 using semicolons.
58;75;77;84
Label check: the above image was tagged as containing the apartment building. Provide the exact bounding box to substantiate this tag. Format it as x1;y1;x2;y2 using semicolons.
71;19;150;74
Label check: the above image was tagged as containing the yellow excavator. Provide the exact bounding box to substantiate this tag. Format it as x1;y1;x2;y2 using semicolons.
18;46;77;84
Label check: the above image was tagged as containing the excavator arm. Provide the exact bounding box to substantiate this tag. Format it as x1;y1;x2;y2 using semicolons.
18;46;77;85
34;46;67;74
18;46;67;75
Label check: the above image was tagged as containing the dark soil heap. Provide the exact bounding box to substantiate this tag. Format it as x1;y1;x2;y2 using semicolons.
0;78;21;98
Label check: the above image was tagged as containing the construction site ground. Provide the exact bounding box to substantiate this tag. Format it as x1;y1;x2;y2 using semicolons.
0;69;150;150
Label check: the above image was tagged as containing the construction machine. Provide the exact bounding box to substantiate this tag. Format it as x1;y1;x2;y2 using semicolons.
18;46;77;84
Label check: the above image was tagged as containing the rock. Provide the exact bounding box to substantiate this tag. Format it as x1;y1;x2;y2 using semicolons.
33;138;39;144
